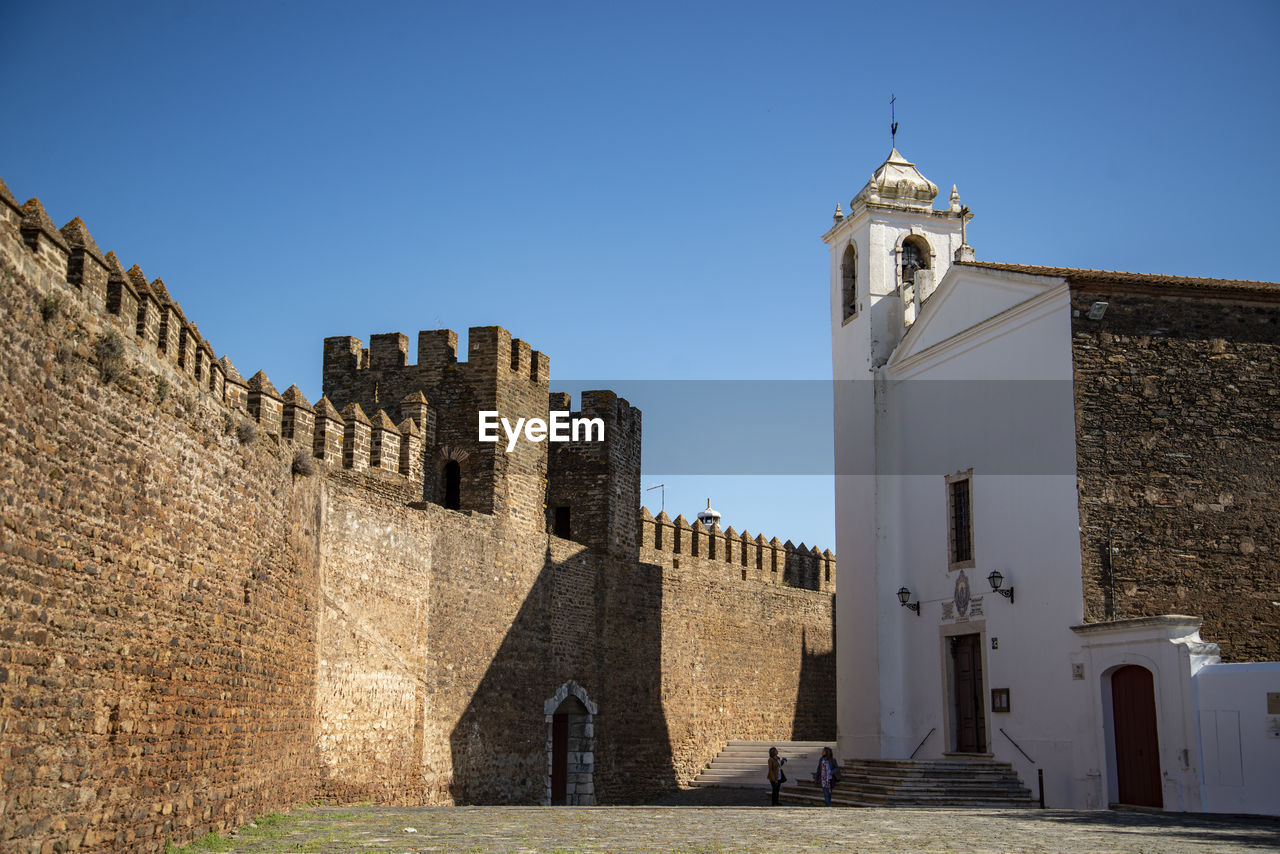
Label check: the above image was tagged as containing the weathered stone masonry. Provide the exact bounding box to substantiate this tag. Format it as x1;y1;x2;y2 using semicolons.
1070;279;1280;661
0;177;836;853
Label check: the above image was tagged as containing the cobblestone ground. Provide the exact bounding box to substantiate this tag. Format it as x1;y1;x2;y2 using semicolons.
183;790;1280;854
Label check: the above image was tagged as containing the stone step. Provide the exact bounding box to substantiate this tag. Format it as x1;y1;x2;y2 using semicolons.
786;790;1036;809
690;740;834;790
781;758;1036;808
838;772;1025;785
834;779;1031;793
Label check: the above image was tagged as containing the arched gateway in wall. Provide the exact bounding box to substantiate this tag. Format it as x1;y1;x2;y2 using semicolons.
544;681;597;805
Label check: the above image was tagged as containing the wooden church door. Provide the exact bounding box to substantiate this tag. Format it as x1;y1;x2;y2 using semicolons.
1111;665;1163;808
951;634;986;753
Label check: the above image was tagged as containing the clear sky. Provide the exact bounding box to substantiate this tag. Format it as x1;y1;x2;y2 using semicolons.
3;1;1277;551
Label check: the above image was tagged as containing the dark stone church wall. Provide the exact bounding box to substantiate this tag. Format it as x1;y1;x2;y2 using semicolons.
1071;285;1280;661
0;222;321;853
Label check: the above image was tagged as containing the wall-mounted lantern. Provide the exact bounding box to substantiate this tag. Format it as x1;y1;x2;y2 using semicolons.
987;570;1015;604
896;586;921;616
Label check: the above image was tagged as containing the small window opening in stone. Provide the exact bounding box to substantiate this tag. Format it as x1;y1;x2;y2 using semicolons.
554;506;571;539
741;568;747;581
443;461;461;510
901;238;929;285
841;244;858;320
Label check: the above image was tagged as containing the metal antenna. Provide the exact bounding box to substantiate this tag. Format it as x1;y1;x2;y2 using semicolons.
890;94;898;148
646;483;665;514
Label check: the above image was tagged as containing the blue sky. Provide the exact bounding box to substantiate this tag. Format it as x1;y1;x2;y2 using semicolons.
3;1;1278;550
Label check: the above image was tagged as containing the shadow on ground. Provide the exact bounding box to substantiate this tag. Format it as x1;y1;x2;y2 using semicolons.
992;808;1280;850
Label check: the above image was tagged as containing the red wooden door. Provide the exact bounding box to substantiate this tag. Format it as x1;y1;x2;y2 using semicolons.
551;712;568;804
1111;665;1163;808
951;634;986;753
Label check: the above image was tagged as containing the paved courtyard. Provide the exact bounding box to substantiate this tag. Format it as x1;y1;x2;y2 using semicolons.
188;797;1280;854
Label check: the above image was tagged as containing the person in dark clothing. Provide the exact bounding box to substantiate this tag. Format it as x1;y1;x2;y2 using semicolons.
767;746;787;805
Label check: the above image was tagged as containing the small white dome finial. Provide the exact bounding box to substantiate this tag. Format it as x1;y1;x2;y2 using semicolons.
697;498;722;530
949;185;961;213
833;202;844;223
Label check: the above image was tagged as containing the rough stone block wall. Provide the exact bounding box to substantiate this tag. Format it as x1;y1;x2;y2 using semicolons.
546;390;642;556
0;238;320;852
309;490;836;807
322;327;552;523
1071;286;1280;661
313;486;437;803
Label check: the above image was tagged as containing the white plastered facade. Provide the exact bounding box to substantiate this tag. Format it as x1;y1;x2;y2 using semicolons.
825;150;1275;813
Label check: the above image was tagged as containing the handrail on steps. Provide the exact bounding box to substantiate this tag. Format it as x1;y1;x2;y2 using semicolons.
909;727;935;759
998;728;1035;764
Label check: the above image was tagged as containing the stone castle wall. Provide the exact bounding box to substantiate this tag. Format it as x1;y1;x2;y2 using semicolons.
1071;285;1280;661
312;483;835;806
0;180;835;852
0;193;322;851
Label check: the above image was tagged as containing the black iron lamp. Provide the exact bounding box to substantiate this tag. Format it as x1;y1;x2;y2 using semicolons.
896;586;920;616
987;570;1015;603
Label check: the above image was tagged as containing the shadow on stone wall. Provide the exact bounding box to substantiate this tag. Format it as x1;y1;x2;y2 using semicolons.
790;625;837;741
447;545;677;804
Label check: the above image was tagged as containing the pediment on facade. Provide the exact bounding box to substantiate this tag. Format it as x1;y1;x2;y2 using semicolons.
890;266;1066;369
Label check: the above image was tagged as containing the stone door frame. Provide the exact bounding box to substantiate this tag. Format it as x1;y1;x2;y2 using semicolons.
544;680;598;805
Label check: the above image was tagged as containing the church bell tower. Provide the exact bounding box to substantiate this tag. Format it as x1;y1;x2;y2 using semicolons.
823;148;970;369
825;146;972;761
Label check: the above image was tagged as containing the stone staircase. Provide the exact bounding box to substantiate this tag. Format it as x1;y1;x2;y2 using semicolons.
689;740;835;791
784;758;1037;808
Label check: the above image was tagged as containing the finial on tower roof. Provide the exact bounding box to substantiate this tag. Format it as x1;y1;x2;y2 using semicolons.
833;202;844;224
890;93;898;148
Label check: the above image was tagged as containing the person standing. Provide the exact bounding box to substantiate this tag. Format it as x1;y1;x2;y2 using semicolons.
767;746;787;805
815;746;840;807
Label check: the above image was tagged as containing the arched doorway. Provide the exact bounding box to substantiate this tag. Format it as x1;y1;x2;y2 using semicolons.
1109;665;1162;808
544;681;597;805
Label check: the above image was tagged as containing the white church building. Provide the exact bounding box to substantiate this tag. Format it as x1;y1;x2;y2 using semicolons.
827;148;1280;814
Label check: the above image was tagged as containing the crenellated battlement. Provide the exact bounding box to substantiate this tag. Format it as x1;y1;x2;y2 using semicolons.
639;507;835;593
0;174;428;486
0;170;834;579
323;325;550;423
322;324;559;523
